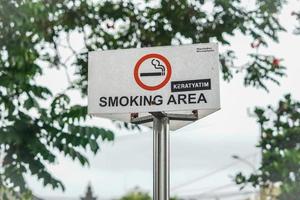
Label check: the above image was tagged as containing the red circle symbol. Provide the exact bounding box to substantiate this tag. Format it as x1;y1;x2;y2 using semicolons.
134;53;172;91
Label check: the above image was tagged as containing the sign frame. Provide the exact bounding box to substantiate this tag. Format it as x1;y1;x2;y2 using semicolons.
88;43;220;130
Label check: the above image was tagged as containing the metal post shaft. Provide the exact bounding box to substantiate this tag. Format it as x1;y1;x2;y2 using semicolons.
153;116;170;200
131;111;197;200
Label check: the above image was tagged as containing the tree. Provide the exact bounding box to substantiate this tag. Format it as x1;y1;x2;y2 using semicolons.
0;0;287;196
120;187;151;200
235;95;300;200
119;187;177;200
292;10;300;34
234;6;300;200
80;184;97;200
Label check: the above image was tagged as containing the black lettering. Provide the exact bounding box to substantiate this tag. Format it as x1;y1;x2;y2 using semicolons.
188;93;196;104
130;96;139;106
139;96;143;105
120;96;129;106
167;95;177;105
99;97;107;107
178;94;187;104
108;96;118;107
143;96;152;106
197;93;207;103
153;95;163;105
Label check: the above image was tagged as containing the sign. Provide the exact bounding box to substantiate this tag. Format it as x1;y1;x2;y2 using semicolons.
134;53;172;91
88;43;220;130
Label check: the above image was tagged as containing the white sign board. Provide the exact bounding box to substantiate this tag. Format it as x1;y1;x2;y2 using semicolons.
88;43;220;130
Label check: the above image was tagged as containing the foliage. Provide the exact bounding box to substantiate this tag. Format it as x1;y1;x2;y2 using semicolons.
235;94;300;200
119;187;177;200
0;0;288;196
0;187;32;200
120;188;152;200
292;11;300;34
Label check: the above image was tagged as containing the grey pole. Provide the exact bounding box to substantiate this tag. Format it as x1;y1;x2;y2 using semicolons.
131;111;197;200
153;116;170;200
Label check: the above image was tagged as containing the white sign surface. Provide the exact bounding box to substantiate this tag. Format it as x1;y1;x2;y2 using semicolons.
88;43;220;130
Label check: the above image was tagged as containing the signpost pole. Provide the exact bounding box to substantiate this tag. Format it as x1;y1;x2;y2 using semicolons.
153;115;170;200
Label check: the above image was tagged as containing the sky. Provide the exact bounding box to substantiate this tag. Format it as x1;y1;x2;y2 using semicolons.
25;0;300;199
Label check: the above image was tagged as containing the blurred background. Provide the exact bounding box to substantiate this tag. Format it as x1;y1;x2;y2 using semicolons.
0;0;300;200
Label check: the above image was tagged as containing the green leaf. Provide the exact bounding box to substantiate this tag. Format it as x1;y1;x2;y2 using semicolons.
89;139;99;154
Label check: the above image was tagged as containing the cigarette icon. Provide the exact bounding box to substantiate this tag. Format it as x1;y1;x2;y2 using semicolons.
140;59;165;77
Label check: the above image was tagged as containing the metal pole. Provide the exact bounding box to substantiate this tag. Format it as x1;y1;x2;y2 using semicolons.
153;116;170;200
